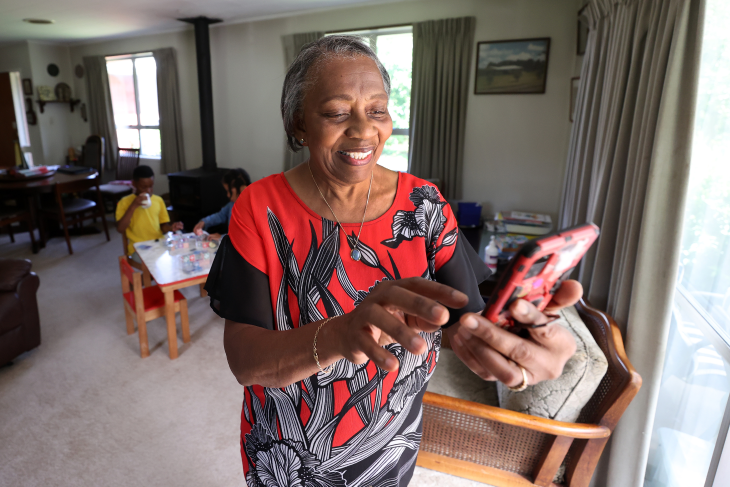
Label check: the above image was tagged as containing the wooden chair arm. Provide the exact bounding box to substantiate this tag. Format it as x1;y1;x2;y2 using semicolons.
422;392;611;440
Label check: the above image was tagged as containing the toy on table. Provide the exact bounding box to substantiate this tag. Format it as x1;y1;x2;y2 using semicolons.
178;250;213;274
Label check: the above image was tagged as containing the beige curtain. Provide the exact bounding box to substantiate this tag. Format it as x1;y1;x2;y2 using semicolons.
281;31;324;171
153;48;186;174
409;17;475;199
83;56;117;173
559;0;706;485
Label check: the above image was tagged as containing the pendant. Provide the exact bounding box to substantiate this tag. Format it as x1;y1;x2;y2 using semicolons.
351;248;361;261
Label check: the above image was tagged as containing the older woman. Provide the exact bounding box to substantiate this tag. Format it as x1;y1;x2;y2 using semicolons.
206;36;579;487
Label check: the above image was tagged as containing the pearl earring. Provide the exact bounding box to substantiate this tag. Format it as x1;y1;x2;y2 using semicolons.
300;138;305;144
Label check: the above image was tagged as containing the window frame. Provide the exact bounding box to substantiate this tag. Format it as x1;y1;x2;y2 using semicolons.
105;52;160;158
325;25;413;169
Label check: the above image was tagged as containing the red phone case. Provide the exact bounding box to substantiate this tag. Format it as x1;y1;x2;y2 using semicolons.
482;223;600;328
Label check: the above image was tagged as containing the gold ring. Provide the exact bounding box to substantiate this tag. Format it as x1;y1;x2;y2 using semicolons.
507;365;529;392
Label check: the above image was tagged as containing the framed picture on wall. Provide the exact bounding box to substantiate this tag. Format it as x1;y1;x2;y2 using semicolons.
577;4;589;55
570;77;580;122
474;38;551;94
22;78;33;96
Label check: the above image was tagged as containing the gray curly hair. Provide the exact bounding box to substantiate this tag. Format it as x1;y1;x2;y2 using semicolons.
280;35;391;153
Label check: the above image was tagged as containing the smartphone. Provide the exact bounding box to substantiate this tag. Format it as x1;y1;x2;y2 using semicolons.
482;223;600;329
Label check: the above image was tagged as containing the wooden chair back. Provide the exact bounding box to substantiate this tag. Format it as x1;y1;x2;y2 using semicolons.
83;135;105;172
418;299;642;487
562;299;643;484
119;255;144;317
116;148;140;181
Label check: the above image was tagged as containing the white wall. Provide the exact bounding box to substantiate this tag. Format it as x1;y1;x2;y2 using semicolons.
26;41;77;166
69;0;580;218
0;41;46;166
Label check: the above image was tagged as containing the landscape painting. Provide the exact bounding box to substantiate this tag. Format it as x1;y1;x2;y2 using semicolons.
475;38;551;94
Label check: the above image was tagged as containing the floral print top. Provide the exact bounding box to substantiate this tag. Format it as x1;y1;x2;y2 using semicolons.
205;172;489;487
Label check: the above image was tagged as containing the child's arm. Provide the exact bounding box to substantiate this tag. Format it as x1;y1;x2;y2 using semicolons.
116;194;147;234
193;202;233;234
161;221;184;233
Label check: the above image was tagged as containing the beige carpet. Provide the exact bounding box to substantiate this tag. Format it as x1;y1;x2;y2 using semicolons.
0;222;487;487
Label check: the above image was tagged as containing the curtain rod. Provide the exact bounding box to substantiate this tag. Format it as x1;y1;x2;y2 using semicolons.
325;22;413;35
85;49;156;60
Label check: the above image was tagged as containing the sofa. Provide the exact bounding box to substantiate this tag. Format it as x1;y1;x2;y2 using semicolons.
0;259;41;365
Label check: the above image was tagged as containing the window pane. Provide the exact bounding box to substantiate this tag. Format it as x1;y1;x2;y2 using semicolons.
117;128;140;150
140;129;161;158
644;290;730;487
106;59;138;129
135;57;159;127
376;33;412;130
677;0;730;335
379;134;409;172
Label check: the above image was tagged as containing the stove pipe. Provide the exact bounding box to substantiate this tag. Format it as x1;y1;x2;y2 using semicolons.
179;16;222;171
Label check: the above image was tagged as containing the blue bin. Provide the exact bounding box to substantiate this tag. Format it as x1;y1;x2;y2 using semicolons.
457;202;482;227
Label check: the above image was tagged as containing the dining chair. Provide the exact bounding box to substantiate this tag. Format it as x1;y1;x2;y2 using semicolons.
118;256;189;358
39;174;110;255
0;197;37;253
98;147;141;213
121;232;152;287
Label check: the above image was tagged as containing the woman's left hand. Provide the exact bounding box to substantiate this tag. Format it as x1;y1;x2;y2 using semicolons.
445;280;582;388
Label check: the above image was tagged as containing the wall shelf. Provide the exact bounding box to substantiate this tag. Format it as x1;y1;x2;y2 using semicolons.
36;99;81;114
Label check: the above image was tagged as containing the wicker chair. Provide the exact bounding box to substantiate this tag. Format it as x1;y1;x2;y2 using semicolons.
417;299;642;487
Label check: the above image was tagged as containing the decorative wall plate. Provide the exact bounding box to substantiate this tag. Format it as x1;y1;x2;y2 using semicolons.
47;63;59;76
75;64;84;78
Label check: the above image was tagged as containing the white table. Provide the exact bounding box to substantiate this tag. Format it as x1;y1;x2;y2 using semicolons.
133;235;215;359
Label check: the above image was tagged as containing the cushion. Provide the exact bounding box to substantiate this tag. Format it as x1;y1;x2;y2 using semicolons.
99;183;133;195
497;305;608;422
427;347;499;406
0;259;31;292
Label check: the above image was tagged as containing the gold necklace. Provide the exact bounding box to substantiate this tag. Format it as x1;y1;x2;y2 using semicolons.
308;162;373;261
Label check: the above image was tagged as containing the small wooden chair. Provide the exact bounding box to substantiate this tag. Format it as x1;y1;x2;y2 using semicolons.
417;299;642;487
121;232;152;287
39;174;110;255
118;256;189;358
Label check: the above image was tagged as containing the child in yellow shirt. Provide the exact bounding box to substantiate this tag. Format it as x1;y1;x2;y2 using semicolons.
116;165;183;260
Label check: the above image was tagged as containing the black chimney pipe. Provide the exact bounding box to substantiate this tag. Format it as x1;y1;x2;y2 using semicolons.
180;16;222;171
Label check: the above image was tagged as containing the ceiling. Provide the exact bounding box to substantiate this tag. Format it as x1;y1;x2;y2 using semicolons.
0;0;404;45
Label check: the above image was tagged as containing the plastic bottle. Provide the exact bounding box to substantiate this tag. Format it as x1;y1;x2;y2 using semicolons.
485;236;499;273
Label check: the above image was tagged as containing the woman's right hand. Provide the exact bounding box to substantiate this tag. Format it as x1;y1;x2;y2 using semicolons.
330;277;468;372
193;221;205;235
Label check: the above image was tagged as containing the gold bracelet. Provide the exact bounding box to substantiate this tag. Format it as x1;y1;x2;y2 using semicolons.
313;317;335;375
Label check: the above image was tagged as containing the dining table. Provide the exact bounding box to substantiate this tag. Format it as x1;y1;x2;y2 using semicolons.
133;235;215;359
0;169;100;252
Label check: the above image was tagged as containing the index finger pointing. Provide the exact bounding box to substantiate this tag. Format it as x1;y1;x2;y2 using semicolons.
397;277;469;309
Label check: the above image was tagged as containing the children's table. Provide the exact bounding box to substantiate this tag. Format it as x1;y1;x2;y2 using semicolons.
133;235;215;359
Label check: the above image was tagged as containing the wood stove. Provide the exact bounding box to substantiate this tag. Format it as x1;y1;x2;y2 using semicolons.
168;16;228;230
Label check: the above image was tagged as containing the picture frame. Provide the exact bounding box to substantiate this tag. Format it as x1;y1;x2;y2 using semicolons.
474;38;551;95
577;5;589;55
26;110;37;126
25;97;33;112
22;78;33;96
37;85;56;101
570;77;580;123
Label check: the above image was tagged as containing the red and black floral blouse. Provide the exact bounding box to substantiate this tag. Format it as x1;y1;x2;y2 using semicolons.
205;172;489;487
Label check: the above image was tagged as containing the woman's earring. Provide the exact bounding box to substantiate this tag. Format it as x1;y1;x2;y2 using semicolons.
300;138;306;145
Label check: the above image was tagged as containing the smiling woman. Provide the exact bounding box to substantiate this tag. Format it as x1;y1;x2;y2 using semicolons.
204;35;581;487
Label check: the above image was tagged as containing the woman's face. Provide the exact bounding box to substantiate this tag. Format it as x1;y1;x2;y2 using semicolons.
298;55;392;181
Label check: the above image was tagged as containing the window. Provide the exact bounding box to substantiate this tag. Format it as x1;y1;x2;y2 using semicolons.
645;1;730;486
329;26;413;172
106;53;161;158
